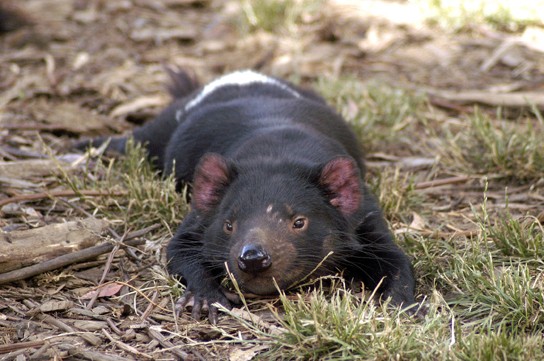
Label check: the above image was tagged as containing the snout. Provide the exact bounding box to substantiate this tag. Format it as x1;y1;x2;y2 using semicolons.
238;243;272;273
227;227;300;295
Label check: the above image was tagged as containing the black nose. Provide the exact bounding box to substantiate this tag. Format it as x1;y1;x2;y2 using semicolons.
238;244;272;273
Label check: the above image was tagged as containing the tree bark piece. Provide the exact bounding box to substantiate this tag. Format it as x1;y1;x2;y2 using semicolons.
0;159;69;179
0;189;127;207
0;218;109;273
0;227;155;284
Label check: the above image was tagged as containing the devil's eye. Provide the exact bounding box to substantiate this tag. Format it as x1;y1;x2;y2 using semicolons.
292;217;307;230
224;220;233;233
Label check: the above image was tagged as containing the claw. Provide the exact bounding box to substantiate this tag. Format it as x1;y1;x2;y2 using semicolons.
208;306;219;325
175;291;194;314
191;300;202;320
174;287;235;323
201;299;209;313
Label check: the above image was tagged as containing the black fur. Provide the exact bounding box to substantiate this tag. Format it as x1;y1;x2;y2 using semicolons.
0;3;29;34
82;70;416;322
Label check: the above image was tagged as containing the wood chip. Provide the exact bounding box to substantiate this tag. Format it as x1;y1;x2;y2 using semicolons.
130;28;197;43
73;320;109;331
40;300;74;313
66;348;131;361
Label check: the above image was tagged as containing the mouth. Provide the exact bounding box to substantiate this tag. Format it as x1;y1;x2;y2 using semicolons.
226;261;306;295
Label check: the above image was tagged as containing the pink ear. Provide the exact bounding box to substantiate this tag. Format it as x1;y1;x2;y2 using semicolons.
319;157;362;216
192;153;231;213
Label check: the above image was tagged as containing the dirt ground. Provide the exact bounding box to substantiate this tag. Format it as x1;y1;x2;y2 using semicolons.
1;0;543;360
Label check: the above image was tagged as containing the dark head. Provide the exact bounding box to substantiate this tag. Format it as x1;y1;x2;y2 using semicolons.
192;153;363;295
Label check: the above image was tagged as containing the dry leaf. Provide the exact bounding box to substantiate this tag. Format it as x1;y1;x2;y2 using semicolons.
229;345;269;361
80;283;124;300
409;212;426;231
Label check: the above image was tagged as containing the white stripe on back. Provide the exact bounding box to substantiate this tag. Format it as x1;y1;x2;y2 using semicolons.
184;70;300;111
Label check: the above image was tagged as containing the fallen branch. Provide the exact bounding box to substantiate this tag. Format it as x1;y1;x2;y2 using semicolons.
414;176;472;190
427;89;544;109
0;218;109;273
427;96;472;113
0;159;69;179
0;189;127;207
0;224;159;284
0;123;77;131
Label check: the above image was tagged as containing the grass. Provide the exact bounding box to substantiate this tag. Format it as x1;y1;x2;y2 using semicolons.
220;279;444;360
315;75;427;153
220;276;544;360
237;0;324;34
456;332;544;361
490;213;544;259
368;167;422;222
416;0;544;32
451;192;544;333
59;141;189;233
239;0;544;35
437;108;544;182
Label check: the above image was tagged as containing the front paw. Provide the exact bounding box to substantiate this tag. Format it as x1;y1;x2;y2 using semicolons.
381;281;421;316
175;287;238;324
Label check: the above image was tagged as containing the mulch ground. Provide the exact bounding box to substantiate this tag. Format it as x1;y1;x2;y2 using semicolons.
1;0;543;359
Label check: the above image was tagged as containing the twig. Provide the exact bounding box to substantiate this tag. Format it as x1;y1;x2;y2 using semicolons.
148;327;189;360
0;123;74;131
106;317;123;335
102;328;154;360
22;299;101;347
123;224;161;240
0;189;127;207
30;341;53;359
141;291;160;321
86;229;130;310
480;38;518;72
65;348;131;361
428;96;472;113
414;176;472;190
0;340;45;354
38;313;102;346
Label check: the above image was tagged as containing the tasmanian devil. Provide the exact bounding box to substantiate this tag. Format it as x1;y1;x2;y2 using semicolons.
82;69;416;323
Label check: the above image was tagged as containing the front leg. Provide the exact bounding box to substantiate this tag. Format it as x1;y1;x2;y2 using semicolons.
166;212;232;324
348;189;416;309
